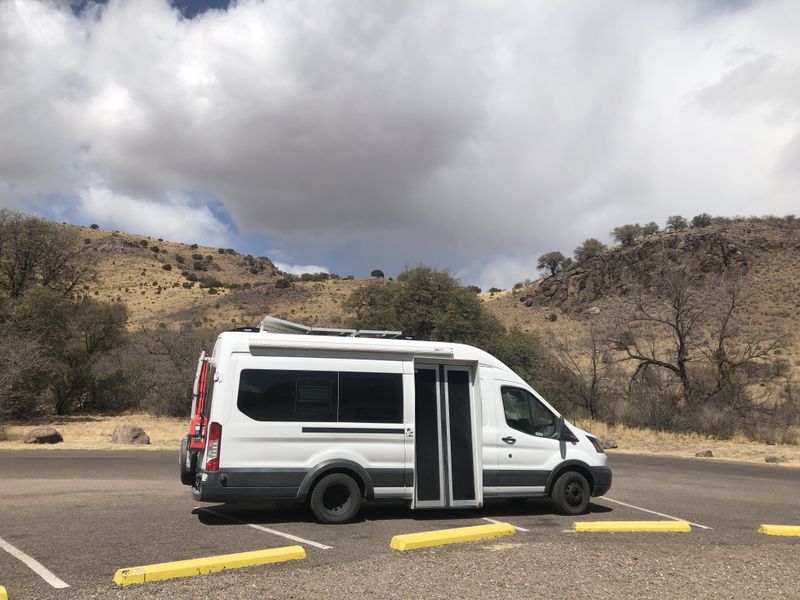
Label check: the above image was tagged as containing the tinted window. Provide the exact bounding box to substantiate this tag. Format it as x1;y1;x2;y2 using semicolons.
296;378;333;416
501;386;557;438
202;363;216;421
238;370;337;422
339;372;403;423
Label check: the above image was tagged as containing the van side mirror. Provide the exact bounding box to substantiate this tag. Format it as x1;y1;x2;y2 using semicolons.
555;416;565;440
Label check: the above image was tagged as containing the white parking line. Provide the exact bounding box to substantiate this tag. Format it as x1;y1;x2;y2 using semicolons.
598;496;712;530
0;535;69;589
196;507;332;549
482;517;529;532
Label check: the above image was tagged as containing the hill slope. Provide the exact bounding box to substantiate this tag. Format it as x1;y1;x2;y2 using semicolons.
484;218;800;379
73;218;800;381
76;225;365;330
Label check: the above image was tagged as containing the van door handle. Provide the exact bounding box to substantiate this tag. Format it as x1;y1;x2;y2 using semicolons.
502;436;516;445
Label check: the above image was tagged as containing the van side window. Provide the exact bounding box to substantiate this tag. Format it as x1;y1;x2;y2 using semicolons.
237;369;403;423
501;386;557;438
339;372;402;423
238;370;337;422
296;378;334;417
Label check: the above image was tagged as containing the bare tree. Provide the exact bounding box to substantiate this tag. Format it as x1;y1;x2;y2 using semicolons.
0;210;93;298
551;327;616;420
698;275;784;406
0;324;46;419
606;264;786;413
128;324;218;416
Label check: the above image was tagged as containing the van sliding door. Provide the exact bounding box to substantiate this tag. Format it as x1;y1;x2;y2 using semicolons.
413;366;444;507
413;364;480;509
444;366;476;506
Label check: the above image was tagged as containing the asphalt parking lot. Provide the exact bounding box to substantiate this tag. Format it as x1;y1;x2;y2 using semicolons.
1;450;798;599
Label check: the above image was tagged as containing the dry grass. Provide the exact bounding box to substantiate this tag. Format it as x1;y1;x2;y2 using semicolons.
3;413;798;466
0;413;186;451
575;419;800;467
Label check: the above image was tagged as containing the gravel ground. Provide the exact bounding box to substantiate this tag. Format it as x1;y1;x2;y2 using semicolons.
77;536;799;600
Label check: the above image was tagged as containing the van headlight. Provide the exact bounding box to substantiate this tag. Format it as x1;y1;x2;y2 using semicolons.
587;436;605;453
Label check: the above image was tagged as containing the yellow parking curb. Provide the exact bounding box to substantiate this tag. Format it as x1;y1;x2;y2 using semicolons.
758;524;800;537
390;523;515;551
575;520;692;533
0;584;7;600
113;546;306;586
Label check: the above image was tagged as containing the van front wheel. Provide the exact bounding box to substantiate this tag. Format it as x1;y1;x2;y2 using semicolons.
309;473;363;524
551;471;590;515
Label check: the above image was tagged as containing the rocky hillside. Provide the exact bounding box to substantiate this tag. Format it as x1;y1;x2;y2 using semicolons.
485;217;800;379
518;219;798;309
74;225;365;330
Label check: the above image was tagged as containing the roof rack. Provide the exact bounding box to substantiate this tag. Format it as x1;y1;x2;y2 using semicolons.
259;316;403;339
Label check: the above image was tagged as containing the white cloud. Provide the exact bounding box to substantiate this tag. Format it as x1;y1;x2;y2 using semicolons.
76;183;231;246
273;262;330;276
461;256;539;293
2;0;800;287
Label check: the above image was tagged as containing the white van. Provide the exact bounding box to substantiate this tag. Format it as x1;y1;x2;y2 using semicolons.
181;316;611;523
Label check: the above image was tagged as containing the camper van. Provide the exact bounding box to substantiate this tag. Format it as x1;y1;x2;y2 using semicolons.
181;316;611;523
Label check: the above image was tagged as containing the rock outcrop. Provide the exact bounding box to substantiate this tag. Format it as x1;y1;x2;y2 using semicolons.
520;229;750;309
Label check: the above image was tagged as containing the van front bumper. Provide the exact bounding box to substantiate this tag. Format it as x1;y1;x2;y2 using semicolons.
590;466;612;496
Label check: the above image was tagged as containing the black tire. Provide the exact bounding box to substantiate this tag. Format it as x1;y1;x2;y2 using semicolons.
551;471;590;515
308;473;363;524
179;435;197;486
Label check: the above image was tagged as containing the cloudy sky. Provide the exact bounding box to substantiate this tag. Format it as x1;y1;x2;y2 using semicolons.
1;0;799;288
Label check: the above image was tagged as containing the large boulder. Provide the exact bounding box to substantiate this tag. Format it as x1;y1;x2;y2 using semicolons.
23;427;63;444
111;423;150;445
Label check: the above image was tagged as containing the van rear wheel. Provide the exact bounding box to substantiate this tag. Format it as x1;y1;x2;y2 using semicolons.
309;473;362;524
551;471;590;515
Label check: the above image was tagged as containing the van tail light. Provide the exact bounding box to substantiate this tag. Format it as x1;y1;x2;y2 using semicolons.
206;422;222;471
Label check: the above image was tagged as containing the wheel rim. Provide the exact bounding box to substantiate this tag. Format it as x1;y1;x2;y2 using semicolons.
322;483;351;513
564;480;584;507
